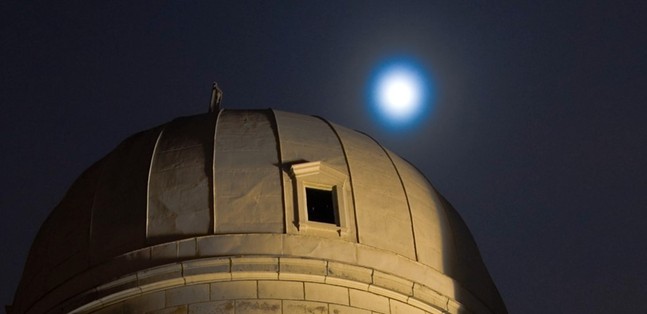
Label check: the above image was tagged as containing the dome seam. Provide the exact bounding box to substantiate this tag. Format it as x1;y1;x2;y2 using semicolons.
145;127;165;240
314;116;360;244
359;131;420;262
269;109;288;234
211;108;224;234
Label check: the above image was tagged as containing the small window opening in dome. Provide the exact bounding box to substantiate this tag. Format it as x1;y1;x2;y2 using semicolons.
305;187;337;225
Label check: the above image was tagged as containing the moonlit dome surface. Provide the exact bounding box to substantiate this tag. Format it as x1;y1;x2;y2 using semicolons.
12;109;506;314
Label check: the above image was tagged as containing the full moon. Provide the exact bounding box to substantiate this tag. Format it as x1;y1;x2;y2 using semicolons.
368;57;433;130
377;67;422;118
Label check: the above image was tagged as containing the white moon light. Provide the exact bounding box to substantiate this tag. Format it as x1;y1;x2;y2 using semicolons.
368;57;432;130
377;68;422;119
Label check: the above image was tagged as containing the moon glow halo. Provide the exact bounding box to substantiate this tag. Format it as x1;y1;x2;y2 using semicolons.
368;57;433;130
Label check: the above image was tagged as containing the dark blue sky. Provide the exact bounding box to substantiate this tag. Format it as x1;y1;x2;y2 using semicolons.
1;1;646;313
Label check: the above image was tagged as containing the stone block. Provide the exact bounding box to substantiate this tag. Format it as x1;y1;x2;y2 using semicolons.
403;264;453;298
235;299;281;314
96;274;138;297
138;263;183;286
183;258;230;276
231;257;278;280
151;242;178;261
183;258;231;284
123;291;165;313
116;247;152;274
165;284;210;307
188;300;235;314
211;281;257;300
231;257;278;272
368;285;407;302
327;262;372;285
232;272;278;280
283;300;328;314
279;272;326;283
328;304;370;314
258;281;304;300
196;236;220;256
179;238;197;258
412;283;448;311
100;287;141;306
389;299;425;314
325;277;369;291
197;234;282;257
372;271;413;296
451;285;489;314
282;235;357;264
406;298;444;314
304;282;349;305
447;299;468;314
147;305;188;314
355;247;402;276
140;278;186;294
185;272;232;284
280;257;327;277
348;289;389;313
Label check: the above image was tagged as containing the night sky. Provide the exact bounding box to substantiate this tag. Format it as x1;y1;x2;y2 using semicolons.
2;2;646;313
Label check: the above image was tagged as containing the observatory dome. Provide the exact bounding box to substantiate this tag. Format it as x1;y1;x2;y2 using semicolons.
11;109;506;314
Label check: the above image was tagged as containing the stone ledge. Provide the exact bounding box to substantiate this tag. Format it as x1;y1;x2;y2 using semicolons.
372;271;413;296
138;263;183;286
182;258;230;276
65;256;465;314
38;232;489;314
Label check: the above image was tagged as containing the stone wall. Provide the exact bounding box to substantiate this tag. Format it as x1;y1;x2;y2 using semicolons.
69;255;470;314
91;279;445;314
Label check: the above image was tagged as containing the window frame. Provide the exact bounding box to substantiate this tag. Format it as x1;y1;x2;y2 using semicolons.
289;161;349;238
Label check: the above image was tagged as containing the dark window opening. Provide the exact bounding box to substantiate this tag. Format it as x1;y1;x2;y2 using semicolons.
305;187;337;224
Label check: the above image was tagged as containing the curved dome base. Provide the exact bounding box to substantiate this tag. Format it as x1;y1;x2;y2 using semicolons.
72;256;465;314
29;234;491;314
